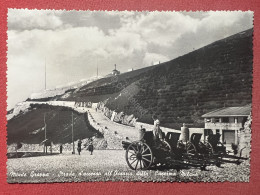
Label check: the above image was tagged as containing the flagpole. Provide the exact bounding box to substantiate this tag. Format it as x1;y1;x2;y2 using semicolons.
44;57;47;90
72;112;75;154
44;113;47;153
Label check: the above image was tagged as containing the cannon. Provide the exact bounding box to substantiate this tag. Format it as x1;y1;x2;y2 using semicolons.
122;131;172;170
122;128;248;171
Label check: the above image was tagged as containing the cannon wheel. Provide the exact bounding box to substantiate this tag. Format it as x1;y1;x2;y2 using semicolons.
205;142;214;156
125;141;153;170
186;142;197;156
207;142;226;155
161;140;172;153
206;142;224;167
152;140;172;167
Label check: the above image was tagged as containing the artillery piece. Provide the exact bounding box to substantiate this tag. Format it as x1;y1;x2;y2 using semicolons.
122;128;248;171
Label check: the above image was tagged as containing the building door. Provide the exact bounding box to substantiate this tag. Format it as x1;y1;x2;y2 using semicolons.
222;130;235;144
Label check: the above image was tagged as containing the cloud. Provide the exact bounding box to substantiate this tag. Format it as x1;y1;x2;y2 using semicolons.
163;11;254;58
6;23;148;108
114;12;200;48
59;11;122;34
6;10;253;109
8;9;64;30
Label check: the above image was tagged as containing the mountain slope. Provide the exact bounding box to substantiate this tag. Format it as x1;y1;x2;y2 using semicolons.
8;28;253;144
62;29;252;129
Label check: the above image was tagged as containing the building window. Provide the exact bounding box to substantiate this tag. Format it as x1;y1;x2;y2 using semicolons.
216;129;220;134
215;118;220;123
211;118;219;123
222;117;229;123
229;117;235;123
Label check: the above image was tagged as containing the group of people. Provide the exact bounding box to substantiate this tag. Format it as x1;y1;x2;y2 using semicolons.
77;139;94;155
59;115;162;155
59;139;94;155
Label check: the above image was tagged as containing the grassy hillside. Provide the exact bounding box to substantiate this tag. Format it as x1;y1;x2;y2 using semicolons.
9;29;252;144
61;65;157;102
132;29;253;127
60;29;252;129
7;104;102;144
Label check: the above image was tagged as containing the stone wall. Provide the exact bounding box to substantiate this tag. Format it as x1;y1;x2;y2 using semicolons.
97;102;138;127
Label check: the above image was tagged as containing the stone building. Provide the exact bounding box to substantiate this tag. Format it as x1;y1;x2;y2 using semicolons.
201;104;251;145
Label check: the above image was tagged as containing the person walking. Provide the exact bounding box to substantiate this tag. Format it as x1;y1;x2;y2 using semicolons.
77;140;82;155
59;144;63;154
88;138;94;155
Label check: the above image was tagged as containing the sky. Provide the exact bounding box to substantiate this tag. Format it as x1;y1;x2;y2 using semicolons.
7;10;253;109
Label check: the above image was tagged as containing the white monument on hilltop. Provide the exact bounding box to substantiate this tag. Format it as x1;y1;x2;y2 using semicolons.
112;64;120;76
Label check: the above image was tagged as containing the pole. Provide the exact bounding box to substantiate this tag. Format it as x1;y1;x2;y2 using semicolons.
44;113;47;153
45;57;46;90
72;112;75;154
44;113;46;140
97;60;98;78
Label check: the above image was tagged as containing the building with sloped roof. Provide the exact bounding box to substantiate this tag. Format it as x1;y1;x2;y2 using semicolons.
201;104;251;145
